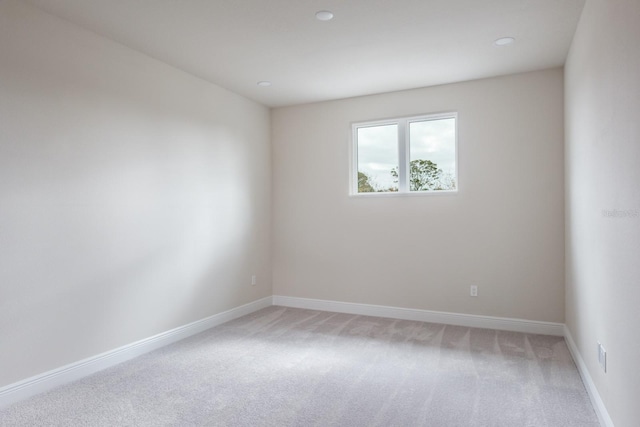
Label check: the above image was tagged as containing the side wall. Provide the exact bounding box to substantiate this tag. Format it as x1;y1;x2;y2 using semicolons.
272;69;565;323
565;0;640;425
0;0;271;387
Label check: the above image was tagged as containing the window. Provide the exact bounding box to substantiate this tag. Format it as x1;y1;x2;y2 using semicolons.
351;113;457;195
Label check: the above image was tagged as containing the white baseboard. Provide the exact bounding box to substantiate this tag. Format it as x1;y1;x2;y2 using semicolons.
564;326;613;427
272;295;565;336
0;296;273;409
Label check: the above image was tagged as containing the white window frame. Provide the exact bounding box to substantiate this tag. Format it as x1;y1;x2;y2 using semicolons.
350;112;458;196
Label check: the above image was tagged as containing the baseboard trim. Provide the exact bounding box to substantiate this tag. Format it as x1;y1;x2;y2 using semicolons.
564;326;613;427
0;296;273;409
272;295;564;336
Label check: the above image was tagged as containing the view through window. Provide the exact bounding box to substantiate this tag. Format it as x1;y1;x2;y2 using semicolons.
352;113;457;194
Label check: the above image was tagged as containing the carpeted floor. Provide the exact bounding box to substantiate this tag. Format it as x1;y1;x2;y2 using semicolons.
0;306;599;426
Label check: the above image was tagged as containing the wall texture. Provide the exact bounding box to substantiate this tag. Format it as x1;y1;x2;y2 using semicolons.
0;0;271;388
272;69;565;323
565;0;640;425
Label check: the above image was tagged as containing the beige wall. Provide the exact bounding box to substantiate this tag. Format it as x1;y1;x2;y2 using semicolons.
0;0;271;388
272;69;565;323
565;0;640;425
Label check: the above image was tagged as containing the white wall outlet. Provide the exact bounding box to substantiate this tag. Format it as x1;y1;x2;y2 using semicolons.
251;275;256;286
598;342;607;372
470;285;478;297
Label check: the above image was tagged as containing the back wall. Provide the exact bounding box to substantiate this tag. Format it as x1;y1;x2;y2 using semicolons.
272;68;565;323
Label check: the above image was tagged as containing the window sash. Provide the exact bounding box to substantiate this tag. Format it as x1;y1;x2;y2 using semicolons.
351;112;457;195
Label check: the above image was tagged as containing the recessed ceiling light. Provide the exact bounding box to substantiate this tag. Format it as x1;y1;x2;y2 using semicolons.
257;81;272;87
315;10;334;21
494;37;515;46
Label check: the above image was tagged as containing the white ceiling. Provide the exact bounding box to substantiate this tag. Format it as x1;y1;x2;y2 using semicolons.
27;0;586;107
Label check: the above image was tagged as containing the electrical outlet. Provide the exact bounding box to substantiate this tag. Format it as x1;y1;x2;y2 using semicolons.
251;275;256;286
598;342;607;372
470;285;478;297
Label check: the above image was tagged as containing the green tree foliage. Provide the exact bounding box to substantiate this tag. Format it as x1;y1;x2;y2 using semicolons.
390;159;456;191
357;171;375;192
408;159;442;191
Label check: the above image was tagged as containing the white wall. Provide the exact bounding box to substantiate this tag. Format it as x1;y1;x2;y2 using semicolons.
272;69;565;323
0;0;271;388
565;0;640;425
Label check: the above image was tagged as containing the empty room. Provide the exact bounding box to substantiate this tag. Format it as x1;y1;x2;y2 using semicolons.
0;0;638;426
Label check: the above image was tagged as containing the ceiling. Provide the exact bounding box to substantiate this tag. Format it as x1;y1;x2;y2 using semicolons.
27;0;586;108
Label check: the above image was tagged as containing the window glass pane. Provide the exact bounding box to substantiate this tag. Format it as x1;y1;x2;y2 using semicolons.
409;118;456;191
357;124;398;193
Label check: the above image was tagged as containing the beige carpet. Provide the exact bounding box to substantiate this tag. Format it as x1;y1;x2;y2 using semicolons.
0;306;599;426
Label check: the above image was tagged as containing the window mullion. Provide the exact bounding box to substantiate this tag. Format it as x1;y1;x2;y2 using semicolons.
397;120;408;192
